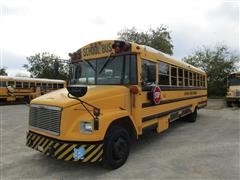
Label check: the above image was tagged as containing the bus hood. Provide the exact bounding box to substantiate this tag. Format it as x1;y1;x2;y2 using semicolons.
30;85;129;108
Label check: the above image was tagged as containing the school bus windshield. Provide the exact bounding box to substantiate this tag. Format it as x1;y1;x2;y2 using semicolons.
69;54;137;85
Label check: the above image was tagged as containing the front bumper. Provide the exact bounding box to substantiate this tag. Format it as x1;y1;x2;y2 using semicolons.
26;131;103;162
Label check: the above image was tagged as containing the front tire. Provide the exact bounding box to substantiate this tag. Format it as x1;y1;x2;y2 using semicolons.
102;126;130;169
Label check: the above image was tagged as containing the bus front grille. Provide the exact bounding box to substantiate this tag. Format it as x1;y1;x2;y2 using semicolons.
29;105;61;135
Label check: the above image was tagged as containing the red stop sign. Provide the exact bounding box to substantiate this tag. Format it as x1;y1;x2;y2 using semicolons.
152;86;161;104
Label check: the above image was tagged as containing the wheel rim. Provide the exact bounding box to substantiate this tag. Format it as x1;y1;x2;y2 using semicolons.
112;136;128;161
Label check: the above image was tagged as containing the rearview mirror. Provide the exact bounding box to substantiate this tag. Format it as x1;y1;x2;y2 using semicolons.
67;85;88;97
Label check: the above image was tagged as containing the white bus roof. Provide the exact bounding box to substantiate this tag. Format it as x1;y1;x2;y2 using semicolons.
139;44;205;74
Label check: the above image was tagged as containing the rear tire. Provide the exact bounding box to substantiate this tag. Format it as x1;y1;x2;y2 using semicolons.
187;108;197;123
102;126;130;170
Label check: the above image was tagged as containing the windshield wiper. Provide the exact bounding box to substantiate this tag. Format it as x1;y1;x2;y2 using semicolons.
81;59;96;72
99;54;116;74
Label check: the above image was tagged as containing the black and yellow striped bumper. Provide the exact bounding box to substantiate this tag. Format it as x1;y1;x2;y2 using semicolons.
26;131;103;162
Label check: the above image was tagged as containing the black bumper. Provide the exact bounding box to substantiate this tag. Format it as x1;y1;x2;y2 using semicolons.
26;131;103;162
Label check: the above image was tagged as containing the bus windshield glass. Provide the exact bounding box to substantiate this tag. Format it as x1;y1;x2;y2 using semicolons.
228;75;240;86
69;55;137;85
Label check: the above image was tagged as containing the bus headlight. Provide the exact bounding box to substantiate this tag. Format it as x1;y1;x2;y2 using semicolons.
80;121;93;133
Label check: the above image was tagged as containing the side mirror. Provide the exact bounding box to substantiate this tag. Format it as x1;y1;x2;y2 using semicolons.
148;65;156;83
67;85;88;97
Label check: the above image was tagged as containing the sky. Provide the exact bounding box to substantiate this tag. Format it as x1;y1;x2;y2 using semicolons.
0;0;239;76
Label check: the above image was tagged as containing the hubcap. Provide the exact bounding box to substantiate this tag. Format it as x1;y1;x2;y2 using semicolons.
112;137;128;161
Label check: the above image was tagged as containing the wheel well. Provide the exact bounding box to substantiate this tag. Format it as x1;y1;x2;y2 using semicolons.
105;116;137;142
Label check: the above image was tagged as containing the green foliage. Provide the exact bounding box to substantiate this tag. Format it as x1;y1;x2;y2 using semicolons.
117;26;173;55
183;44;239;96
0;67;8;76
23;52;69;80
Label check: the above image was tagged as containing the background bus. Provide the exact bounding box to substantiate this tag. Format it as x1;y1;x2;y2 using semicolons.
226;72;240;107
0;76;66;104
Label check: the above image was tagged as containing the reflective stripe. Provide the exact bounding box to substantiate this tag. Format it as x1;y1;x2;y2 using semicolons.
54;144;68;156
57;144;77;160
90;149;103;162
83;144;103;162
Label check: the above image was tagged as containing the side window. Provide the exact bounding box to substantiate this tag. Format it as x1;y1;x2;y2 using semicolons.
42;83;47;88
48;83;53;88
0;81;6;87
189;72;193;86
58;84;64;88
36;83;41;87
30;82;35;88
203;75;206;87
23;82;29;88
158;62;169;85
178;68;183;86
193;73;196;86
196;74;200;87
184;70;189;86
16;81;22;88
199;74;202;87
53;83;57;89
171;66;177;86
8;81;14;87
141;60;156;86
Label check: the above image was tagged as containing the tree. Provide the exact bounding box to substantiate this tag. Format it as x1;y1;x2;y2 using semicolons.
0;67;8;76
183;44;239;97
117;25;174;55
23;52;69;80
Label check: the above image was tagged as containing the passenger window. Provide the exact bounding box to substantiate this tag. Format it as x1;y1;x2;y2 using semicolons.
178;68;183;86
158;62;169;85
0;81;6;87
171;66;177;86
202;76;206;87
36;83;41;87
30;82;35;88
23;82;29;88
16;81;22;88
184;70;189;86
141;60;156;86
48;83;53;88
53;83;57;89
193;73;196;86
189;72;193;86
199;75;201;87
8;81;14;87
58;84;64;88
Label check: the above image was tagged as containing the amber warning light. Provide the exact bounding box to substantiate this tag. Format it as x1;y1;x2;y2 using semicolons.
112;41;131;53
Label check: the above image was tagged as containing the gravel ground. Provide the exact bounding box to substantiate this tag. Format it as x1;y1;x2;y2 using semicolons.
0;99;239;180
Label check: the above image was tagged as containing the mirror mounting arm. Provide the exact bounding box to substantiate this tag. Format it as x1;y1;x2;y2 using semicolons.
67;93;100;130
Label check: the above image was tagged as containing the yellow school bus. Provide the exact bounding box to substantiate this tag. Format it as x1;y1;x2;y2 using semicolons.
0;76;66;104
26;40;207;169
226;72;240;107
